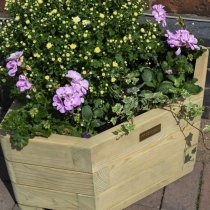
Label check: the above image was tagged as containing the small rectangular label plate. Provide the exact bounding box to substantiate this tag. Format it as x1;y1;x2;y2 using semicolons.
140;124;161;142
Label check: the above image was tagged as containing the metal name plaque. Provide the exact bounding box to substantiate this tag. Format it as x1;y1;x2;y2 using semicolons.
140;124;161;141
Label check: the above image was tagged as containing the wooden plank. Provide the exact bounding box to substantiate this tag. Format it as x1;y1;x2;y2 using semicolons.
1;136;93;173
94;143;189;210
90;105;202;171
194;48;209;90
13;184;78;210
91;121;199;197
110;166;194;210
78;194;96;210
91;123;200;209
108;122;200;186
6;161;94;196
18;204;43;210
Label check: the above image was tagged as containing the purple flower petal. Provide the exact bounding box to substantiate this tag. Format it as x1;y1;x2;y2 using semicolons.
66;70;82;81
175;48;181;56
16;75;32;92
7;51;23;61
82;133;91;138
165;29;199;54
165;69;173;75
6;60;21;77
152;4;167;27
53;95;67;113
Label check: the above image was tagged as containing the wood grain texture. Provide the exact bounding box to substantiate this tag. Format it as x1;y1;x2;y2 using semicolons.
92;124;200;209
6;161;94;196
92;120;200;187
18;204;43;210
90;104;202;172
78;194;96;210
13;184;78;210
1;135;92;173
109;166;194;210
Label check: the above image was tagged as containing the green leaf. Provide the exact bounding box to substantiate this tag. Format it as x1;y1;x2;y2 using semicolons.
145;81;156;88
203;125;210;133
184;83;202;95
82;105;93;121
161;61;169;69
92;119;103;128
157;81;175;94
157;71;163;83
110;117;117;125
93;108;104;118
142;69;154;82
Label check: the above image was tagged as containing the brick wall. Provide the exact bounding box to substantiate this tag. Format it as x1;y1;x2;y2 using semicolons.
150;0;210;17
1;1;210;17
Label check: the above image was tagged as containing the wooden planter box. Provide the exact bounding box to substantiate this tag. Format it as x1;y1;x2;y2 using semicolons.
0;49;209;210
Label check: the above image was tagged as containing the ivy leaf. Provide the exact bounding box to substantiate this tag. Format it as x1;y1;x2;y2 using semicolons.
203;125;210;132
142;69;154;82
110;117;117;125
82;105;93;121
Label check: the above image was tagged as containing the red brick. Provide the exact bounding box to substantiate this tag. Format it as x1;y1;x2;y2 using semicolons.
162;162;203;210
150;0;210;17
199;163;210;210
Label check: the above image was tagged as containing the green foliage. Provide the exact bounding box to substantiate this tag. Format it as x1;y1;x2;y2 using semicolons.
203;125;210;133
0;0;205;148
179;101;204;121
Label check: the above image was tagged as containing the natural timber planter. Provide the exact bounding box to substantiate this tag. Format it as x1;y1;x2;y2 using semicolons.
0;49;209;210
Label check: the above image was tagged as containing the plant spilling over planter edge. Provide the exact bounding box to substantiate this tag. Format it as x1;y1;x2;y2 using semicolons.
0;1;207;149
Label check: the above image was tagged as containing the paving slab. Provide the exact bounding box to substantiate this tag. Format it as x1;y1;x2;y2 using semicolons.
202;106;210;119
134;189;163;209
0;178;15;210
197;119;210;163
0;156;10;182
199;163;210;210
203;88;210;108
161;162;203;210
205;69;210;88
12;205;20;210
126;204;159;210
125;189;163;210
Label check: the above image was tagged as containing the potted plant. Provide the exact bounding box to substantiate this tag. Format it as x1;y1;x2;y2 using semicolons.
0;1;209;210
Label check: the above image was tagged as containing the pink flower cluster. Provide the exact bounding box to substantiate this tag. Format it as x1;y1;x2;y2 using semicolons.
53;70;89;113
6;51;23;77
6;51;32;92
165;30;200;55
152;4;167;27
16;75;33;92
